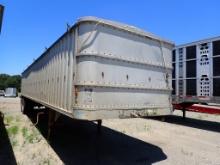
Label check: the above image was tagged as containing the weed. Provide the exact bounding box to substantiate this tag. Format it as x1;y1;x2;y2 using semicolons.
4;115;13;125
26;133;34;143
42;158;50;165
11;139;18;147
7;125;19;137
22;127;28;138
26;129;40;143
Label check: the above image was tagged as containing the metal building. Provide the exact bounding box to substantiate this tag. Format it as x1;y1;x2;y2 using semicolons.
172;36;220;104
21;16;174;120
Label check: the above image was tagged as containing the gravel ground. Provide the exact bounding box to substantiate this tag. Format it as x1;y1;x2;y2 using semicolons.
0;97;220;165
0;97;62;165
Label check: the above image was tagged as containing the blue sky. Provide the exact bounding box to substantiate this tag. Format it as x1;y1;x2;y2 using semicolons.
0;0;220;75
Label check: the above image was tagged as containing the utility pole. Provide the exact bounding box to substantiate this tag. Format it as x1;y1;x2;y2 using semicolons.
0;4;4;34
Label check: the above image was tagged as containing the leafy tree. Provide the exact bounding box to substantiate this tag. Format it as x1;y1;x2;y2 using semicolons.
0;74;10;90
0;74;21;92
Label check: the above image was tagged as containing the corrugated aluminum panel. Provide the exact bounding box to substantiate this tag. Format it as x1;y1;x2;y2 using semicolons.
21;16;174;120
22;31;75;113
173;36;220;103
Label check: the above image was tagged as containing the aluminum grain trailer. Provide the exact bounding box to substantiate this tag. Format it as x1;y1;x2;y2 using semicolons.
21;17;174;123
172;36;220;117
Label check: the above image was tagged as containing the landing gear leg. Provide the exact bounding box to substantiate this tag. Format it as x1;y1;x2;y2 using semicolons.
97;120;102;134
47;110;60;140
182;108;186;119
47;110;56;140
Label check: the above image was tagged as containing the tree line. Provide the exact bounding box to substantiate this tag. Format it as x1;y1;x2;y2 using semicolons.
0;74;21;92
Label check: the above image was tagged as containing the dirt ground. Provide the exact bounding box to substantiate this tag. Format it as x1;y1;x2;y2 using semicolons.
0;97;219;165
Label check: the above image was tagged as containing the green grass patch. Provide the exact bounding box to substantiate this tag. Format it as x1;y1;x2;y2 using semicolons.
26;133;35;143
25;129;41;144
7;125;19;137
22;127;28;138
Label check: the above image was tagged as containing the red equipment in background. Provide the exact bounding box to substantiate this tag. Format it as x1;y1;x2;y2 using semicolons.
173;103;220;119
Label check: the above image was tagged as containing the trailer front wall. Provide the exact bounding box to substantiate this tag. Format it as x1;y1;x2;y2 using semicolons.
21;31;75;112
74;22;173;114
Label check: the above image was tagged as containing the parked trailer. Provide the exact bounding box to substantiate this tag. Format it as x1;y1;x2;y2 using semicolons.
172;36;220;104
4;87;17;97
21;17;174;121
172;36;220;117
